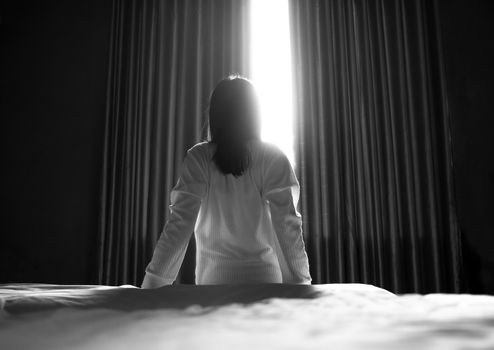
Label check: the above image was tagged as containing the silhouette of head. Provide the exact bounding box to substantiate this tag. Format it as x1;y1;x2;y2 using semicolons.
208;75;261;176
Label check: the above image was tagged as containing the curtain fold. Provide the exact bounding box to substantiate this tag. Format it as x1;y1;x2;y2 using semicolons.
289;0;462;293
98;0;251;286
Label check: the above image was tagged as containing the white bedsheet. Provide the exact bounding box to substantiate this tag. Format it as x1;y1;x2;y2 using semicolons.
1;283;494;350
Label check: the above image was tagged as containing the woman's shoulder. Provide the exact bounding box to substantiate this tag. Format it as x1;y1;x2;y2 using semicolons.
250;140;286;160
187;141;215;160
187;140;286;165
188;141;209;152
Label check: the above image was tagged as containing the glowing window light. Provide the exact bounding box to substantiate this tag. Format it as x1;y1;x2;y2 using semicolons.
251;0;295;165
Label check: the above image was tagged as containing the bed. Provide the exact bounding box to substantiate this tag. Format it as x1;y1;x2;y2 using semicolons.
1;283;494;350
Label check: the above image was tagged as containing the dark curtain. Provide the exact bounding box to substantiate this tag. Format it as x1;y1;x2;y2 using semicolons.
99;0;462;293
289;0;462;293
98;0;251;285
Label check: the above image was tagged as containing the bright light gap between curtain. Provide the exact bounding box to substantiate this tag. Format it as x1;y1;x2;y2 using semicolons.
250;0;295;165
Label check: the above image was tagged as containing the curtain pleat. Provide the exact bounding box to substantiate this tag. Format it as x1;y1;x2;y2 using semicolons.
289;0;462;293
98;0;251;286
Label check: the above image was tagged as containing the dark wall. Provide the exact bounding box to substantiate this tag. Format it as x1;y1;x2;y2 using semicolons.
438;0;494;293
0;1;112;283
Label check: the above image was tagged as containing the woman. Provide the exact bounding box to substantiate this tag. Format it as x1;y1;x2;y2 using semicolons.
141;75;311;287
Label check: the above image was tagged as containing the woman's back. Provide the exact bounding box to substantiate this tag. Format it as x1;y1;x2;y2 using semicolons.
192;140;289;284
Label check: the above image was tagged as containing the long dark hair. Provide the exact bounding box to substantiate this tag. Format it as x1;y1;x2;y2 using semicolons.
208;75;261;177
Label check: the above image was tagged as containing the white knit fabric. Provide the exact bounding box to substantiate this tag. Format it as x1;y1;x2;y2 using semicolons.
141;140;311;288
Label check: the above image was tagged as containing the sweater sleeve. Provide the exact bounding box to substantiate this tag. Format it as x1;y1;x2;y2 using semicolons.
141;147;207;288
263;148;311;285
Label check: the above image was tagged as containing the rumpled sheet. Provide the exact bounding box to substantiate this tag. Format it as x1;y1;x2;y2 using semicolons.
1;283;494;350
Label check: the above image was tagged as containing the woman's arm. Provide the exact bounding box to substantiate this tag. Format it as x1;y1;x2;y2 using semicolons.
141;148;206;288
267;187;311;284
141;192;201;288
263;147;311;284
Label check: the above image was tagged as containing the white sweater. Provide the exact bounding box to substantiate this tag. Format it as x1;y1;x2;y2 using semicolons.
141;140;311;287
